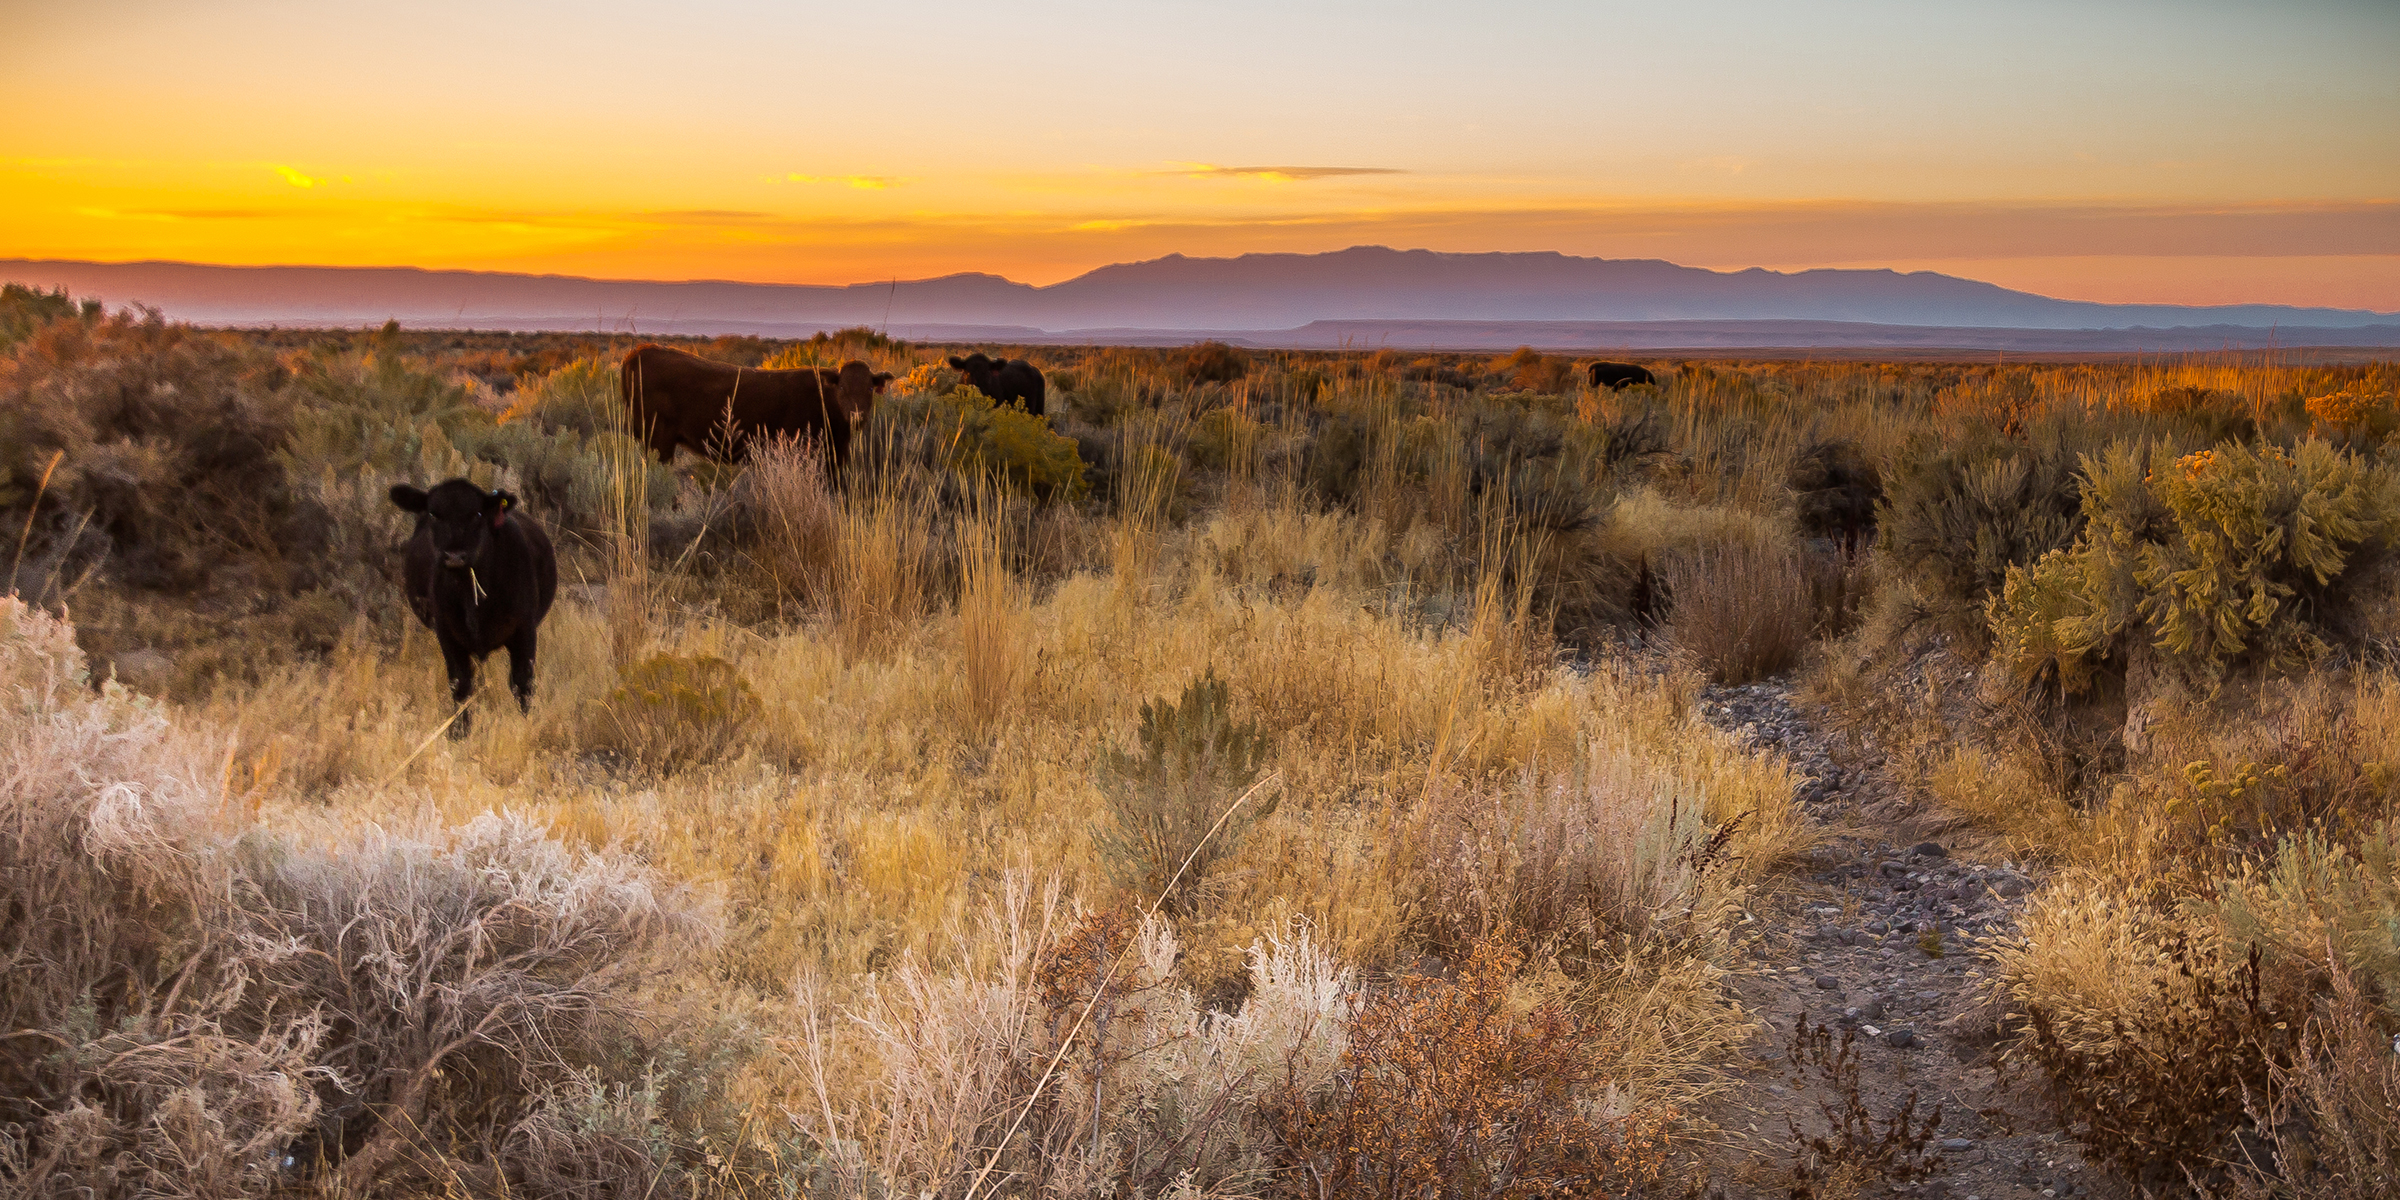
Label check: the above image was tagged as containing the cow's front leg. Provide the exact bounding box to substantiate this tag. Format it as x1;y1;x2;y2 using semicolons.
441;638;478;737
505;626;538;713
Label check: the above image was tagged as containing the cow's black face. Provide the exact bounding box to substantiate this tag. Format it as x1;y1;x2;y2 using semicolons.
947;353;999;388
391;479;516;570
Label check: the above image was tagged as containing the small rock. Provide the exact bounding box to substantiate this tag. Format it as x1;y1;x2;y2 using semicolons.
1855;998;1887;1021
1911;841;1948;858
1815;975;1840;990
1887;1028;1920;1049
1942;1137;1978;1151
1866;920;1890;934
108;648;174;692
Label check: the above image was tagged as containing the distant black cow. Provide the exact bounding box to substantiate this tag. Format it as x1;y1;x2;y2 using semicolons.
1587;361;1657;390
390;479;559;732
947;353;1047;416
620;344;891;464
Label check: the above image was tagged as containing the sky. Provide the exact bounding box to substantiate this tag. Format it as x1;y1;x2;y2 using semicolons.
4;0;2396;308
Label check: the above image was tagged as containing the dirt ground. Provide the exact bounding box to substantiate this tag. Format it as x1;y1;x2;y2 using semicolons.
1689;681;2116;1200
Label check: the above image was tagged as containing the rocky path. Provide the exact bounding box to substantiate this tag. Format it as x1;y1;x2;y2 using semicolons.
1692;681;2110;1200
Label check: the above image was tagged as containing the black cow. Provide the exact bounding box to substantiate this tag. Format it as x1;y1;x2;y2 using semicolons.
947;353;1047;416
620;344;890;464
390;479;559;732
1587;361;1657;390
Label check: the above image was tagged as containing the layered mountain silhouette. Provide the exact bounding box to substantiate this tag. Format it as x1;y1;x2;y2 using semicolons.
6;247;2395;350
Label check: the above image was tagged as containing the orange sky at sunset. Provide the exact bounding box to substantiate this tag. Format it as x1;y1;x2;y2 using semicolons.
6;0;2396;309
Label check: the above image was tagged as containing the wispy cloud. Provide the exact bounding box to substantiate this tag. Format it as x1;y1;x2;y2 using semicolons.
272;165;323;188
1168;164;1406;182
786;173;909;189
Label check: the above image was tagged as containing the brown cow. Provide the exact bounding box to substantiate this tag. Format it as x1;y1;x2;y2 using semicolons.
618;344;891;463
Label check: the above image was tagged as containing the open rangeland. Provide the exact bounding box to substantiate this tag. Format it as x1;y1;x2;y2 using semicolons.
4;292;2396;1199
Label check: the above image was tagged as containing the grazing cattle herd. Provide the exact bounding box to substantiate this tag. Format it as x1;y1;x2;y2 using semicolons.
393;344;1654;719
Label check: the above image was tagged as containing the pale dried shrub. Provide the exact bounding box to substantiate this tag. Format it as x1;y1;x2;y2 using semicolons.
246;813;713;1193
0;598;323;1200
789;882;1361;1200
1039;915;1356;1195
0;598;719;1199
792;875;1063;1198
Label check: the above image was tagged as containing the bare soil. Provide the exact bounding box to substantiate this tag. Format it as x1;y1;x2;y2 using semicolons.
1691;680;2115;1200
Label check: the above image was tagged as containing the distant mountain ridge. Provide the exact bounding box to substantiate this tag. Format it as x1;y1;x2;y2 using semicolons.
3;248;2393;340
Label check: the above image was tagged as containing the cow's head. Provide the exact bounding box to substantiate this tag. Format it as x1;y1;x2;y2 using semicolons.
391;478;518;570
832;360;892;426
946;353;999;387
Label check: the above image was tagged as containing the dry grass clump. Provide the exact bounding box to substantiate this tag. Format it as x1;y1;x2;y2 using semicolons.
1418;732;1750;957
1663;541;1815;683
737;432;840;612
593;650;763;771
1265;933;1674;1199
2220;957;2400;1200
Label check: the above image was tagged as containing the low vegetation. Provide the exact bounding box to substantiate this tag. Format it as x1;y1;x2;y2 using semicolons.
2;281;2396;1197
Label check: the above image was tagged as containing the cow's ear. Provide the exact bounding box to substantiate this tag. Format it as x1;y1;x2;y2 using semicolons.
390;484;429;512
871;371;893;392
488;489;517;527
946;355;966;368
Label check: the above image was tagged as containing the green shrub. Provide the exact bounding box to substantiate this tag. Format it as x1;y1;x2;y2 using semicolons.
0;310;295;595
892;360;962;397
1095;670;1276;915
882;385;1088;502
0;283;95;352
595;653;762;771
1878;433;2087;643
502;356;620;437
452;421;673;533
1306;412;1374;503
282;342;493;476
1186;406;1260;472
2213;821;2400;1020
1991;440;2396;691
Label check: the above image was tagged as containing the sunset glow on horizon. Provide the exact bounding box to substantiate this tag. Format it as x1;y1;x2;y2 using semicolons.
6;0;2396;309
